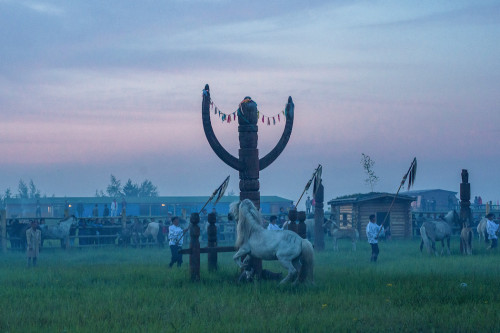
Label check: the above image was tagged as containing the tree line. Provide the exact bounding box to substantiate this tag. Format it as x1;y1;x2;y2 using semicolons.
1;175;159;204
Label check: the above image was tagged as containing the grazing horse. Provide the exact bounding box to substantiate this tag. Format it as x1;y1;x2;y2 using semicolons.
460;226;473;255
231;199;314;285
420;210;459;256
476;218;488;243
40;215;78;249
326;221;359;251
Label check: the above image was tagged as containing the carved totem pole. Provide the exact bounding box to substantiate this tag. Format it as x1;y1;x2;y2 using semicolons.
202;84;294;275
460;169;472;227
202;84;294;206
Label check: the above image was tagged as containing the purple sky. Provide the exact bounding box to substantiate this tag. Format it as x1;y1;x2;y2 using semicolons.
1;0;499;208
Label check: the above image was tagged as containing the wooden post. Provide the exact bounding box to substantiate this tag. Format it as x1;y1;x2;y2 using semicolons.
288;209;298;234
314;182;325;250
297;211;307;239
121;207;126;230
189;213;201;281
1;209;6;253
459;169;472;227
207;212;218;271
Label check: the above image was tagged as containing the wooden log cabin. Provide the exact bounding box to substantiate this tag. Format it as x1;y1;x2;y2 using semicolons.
327;193;415;240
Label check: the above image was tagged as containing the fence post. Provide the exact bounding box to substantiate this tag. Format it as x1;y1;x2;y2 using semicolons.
121;208;126;230
297;211;307;239
288;209;298;234
189;213;200;281
314;182;325;250
1;209;6;253
207;212;218;271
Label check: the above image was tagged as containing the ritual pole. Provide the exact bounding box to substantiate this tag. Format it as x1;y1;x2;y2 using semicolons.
189;213;201;281
207;212;218;271
1;209;6;253
314;182;325;251
459;169;472;227
297;211;307;239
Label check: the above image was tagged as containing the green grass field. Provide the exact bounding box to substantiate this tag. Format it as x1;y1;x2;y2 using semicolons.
1;238;499;332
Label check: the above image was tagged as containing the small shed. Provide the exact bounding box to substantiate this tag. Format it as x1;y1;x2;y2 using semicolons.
328;192;415;240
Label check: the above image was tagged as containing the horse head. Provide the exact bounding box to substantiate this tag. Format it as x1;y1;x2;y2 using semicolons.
229;200;241;223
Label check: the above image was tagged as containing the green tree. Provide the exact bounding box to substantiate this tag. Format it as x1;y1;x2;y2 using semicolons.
123;179;140;197
139;179;158;197
361;153;379;192
4;188;12;199
106;174;123;197
18;179;28;198
29;179;41;199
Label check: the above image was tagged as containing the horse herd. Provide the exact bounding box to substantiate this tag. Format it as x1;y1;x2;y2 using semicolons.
6;216;189;250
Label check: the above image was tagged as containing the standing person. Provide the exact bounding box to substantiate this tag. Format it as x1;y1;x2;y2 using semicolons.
110;199;118;217
92;204;99;218
305;196;312;216
26;220;41;267
35;200;41;218
103;204;110;218
366;214;383;262
278;207;287;228
168;216;188;268
486;213;499;250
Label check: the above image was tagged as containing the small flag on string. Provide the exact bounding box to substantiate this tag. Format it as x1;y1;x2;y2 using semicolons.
267;118;270;125
262;115;265;123
278;114;280;122
273;117;276;125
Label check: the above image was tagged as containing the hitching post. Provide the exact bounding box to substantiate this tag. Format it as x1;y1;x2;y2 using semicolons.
202;84;294;278
207;212;218;271
189;213;201;281
1;209;6;253
459;169;472;227
314;182;325;250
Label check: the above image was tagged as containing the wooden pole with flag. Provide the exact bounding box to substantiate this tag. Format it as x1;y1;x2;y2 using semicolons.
376;158;417;238
296;165;322;208
176;176;230;245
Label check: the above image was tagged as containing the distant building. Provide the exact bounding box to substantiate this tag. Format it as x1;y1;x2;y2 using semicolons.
4;196;292;219
328;192;415;240
406;189;458;212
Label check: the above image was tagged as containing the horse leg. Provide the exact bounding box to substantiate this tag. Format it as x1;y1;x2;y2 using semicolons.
351;239;356;252
446;237;451;255
420;240;424;252
277;257;297;285
333;237;338;251
233;246;250;269
291;258;302;285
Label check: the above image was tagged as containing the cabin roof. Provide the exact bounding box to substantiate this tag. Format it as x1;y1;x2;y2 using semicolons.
327;192;415;205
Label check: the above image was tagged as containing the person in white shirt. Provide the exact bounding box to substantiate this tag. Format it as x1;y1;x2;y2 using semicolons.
168;216;188;268
486;213;499;250
110;199;118;217
366;214;383;262
267;215;281;230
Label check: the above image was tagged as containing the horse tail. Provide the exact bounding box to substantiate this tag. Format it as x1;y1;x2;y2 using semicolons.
420;225;431;254
299;239;314;283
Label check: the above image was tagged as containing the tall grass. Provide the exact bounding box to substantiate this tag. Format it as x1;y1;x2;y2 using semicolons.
0;238;499;332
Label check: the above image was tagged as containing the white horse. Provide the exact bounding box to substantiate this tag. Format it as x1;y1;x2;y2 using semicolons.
231;199;314;285
420;210;458;255
326;221;359;251
476;218;488;242
460;226;473;255
40;215;78;248
143;221;160;242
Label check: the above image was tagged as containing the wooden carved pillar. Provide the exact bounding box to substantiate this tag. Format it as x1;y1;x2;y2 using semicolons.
202;84;294;278
314;182;325;251
207;212;218;271
1;209;6;254
297;211;307;239
288;209;298;234
189;213;201;281
459;169;472;227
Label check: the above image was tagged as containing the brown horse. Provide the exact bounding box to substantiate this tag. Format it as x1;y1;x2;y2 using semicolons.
325;220;359;251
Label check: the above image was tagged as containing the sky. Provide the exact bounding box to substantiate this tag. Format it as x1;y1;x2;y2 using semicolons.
1;0;499;209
